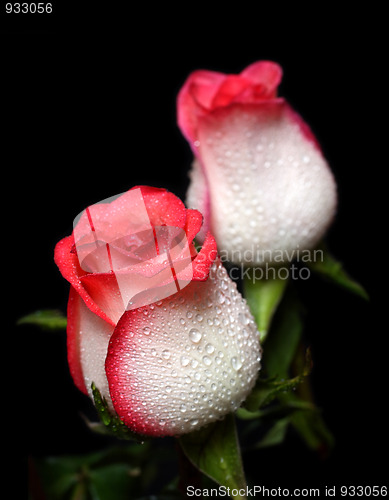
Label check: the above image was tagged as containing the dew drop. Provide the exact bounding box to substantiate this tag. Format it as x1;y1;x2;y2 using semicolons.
202;355;212;366
143;326;151;335
231;357;243;370
190;359;199;369
205;343;215;354
180;355;190;367
217;291;226;304
238;312;250;325
189;328;202;344
162;349;171;360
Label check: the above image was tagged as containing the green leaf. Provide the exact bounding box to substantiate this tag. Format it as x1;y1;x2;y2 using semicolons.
179;414;247;499
243;274;288;342
34;446;152;500
17;309;67;331
308;244;368;300
91;383;146;443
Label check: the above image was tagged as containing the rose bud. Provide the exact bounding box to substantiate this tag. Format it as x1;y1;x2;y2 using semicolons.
177;61;337;265
55;186;261;436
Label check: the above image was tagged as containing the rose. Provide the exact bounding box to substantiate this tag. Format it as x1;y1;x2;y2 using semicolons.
55;186;261;436
177;61;337;265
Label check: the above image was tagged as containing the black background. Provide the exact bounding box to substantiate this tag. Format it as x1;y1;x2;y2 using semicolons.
4;3;385;495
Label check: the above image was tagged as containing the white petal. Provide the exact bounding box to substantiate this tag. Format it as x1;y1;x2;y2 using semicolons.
106;259;261;436
194;102;337;264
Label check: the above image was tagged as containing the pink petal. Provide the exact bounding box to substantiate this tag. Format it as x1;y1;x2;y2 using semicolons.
240;60;283;98
191;231;218;281
211;75;251;108
177;69;227;145
177;61;283;147
54;236;116;326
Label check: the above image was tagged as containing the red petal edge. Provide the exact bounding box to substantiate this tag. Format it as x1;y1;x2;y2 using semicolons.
66;287;88;394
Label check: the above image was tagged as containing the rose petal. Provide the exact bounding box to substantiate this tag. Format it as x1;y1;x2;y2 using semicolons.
177;70;227;145
191;231;218;281
177;61;283;147
56;187;211;325
192;100;337;264
186;160;211;242
240;61;283;98
54;236;115;326
105;259;261;437
211;75;251;108
67;286;115;403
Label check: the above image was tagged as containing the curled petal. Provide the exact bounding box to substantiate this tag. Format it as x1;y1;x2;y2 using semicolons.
177;61;282;146
55;236;115;326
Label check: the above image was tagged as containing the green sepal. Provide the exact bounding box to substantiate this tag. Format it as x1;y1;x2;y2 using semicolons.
91;383;146;443
243;348;312;412
17;309;67;331
281;391;335;455
243;273;288;342
308;243;368;300
255;417;290;448
179;414;247;499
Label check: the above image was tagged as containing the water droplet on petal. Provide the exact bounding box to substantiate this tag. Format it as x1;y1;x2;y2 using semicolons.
231;356;243;370
205;343;215;354
162;349;170;360
202;355;212;366
189;328;202;343
180;355;190;367
217;291;226;304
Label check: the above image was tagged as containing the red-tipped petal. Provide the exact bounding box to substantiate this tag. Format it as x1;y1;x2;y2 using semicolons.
192;232;218;281
194;100;337;264
55;236;115;326
67;286;115;402
105;260;261;437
